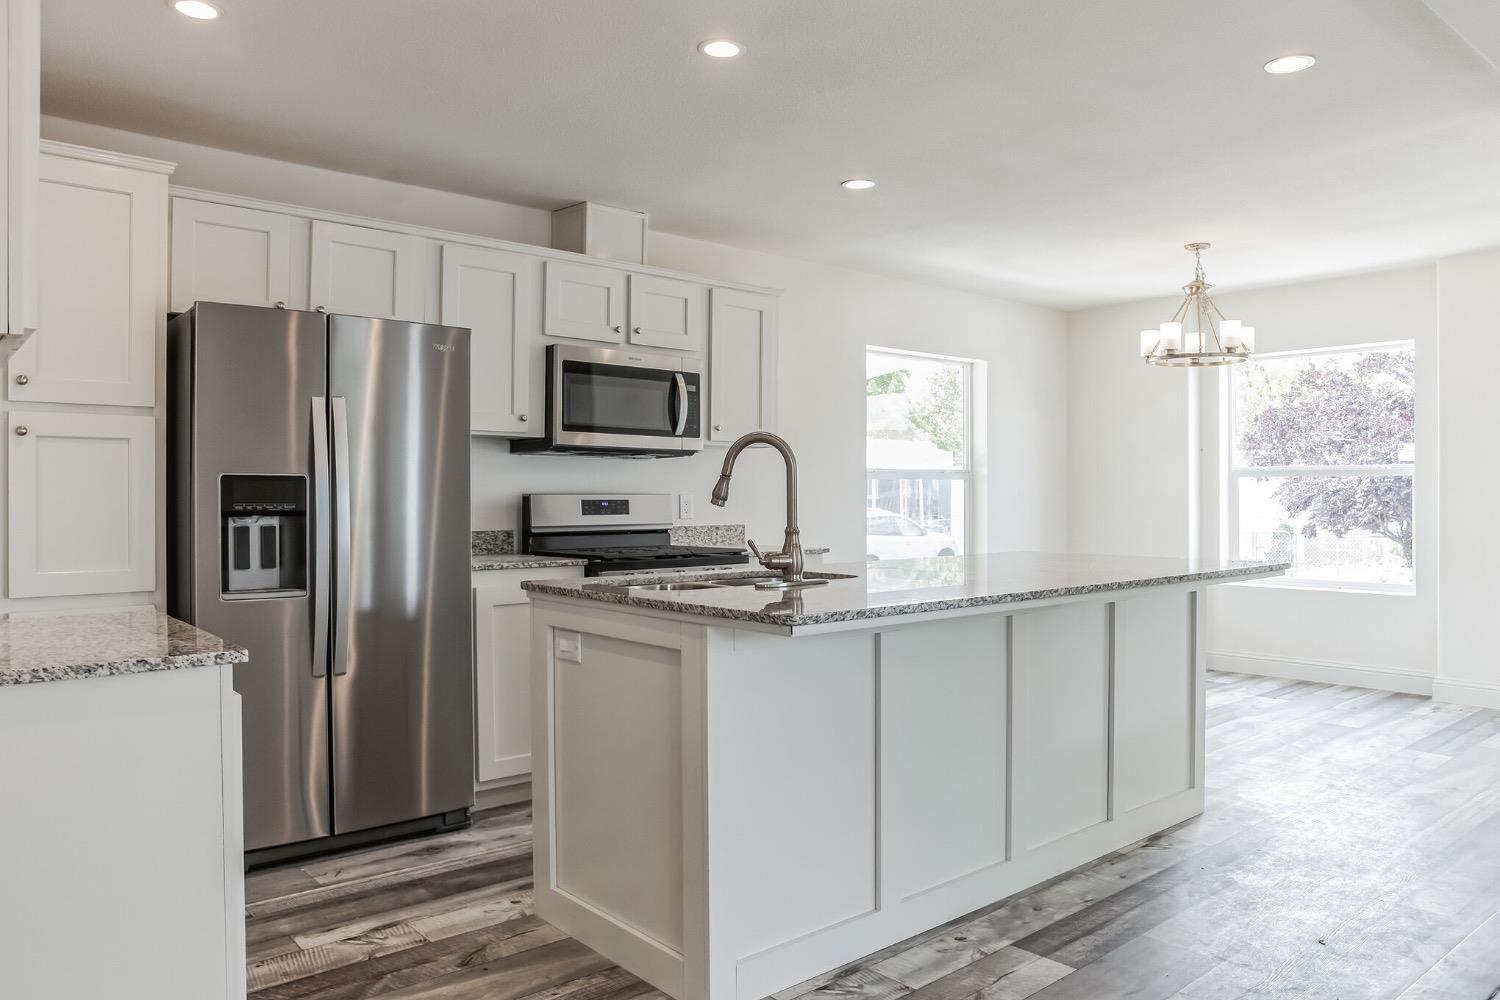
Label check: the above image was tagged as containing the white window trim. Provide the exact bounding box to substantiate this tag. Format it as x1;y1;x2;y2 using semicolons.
1224;340;1416;595
865;347;977;557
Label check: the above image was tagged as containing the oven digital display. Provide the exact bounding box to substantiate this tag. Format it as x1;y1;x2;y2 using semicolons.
581;499;630;516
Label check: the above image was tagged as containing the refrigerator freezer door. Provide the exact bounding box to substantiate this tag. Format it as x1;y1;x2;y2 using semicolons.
184;302;331;851
328;316;474;835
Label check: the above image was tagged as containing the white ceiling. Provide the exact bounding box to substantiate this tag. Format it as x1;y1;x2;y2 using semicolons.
40;0;1500;309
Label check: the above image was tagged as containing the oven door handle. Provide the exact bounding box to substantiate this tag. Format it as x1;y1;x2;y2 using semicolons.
672;373;688;436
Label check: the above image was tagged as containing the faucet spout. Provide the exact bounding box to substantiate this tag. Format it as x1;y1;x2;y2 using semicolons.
709;431;824;590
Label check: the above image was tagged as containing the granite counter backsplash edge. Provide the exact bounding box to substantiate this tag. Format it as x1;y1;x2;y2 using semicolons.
473;524;760;555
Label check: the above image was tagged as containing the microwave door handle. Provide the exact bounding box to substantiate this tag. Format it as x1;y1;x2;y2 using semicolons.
673;373;688;436
310;397;330;678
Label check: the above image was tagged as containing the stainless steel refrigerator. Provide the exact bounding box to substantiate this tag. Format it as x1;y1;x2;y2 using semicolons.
167;302;473;861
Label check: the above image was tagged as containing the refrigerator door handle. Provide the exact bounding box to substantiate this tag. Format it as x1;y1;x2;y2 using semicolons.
672;372;688;436
311;397;331;678
331;395;353;677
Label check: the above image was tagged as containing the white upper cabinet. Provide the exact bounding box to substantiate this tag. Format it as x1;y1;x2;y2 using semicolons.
7;410;155;597
170;199;293;312
441;244;542;437
627;273;706;353
309;220;425;321
708;288;778;443
543;259;625;343
8;145;170;407
2;0;40;351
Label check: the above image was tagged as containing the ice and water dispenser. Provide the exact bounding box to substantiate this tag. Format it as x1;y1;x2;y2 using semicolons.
220;475;308;600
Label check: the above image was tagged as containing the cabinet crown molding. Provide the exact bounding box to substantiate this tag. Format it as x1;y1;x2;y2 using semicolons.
40;139;177;176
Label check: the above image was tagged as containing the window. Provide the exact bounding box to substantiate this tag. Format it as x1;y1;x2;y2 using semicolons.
866;348;975;561
1226;342;1415;591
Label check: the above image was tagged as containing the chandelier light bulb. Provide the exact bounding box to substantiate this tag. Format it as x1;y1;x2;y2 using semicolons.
1141;244;1255;368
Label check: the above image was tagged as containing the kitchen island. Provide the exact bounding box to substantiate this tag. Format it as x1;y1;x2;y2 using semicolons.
0;608;248;1000
524;552;1285;1000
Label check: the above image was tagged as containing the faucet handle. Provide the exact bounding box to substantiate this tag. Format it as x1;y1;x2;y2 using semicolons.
746;539;764;561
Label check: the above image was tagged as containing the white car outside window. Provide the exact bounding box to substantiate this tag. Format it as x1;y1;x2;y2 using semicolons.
865;508;959;561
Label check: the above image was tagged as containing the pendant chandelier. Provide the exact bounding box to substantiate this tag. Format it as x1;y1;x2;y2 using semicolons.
1139;243;1254;367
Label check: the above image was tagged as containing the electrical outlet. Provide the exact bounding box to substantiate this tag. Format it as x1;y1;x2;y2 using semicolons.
678;493;695;519
556;631;582;663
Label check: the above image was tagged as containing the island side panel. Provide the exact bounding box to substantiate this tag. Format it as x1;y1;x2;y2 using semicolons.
530;600;697;998
714;588;1210;1000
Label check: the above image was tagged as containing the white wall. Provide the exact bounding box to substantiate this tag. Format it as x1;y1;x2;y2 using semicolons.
1435;247;1500;707
42;117;1070;565
1068;265;1440;691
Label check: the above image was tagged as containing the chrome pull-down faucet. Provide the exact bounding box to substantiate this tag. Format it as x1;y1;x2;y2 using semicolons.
710;431;828;591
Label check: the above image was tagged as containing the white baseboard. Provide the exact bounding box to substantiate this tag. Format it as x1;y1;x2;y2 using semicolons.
1432;679;1500;711
1208;649;1434;696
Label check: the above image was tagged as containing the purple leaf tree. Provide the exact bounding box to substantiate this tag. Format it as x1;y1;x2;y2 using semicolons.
1238;350;1415;567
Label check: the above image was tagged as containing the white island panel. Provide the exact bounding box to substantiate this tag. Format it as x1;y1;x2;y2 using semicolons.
881;615;1009;900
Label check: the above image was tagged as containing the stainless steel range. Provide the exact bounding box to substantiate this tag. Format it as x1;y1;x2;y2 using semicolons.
521;493;749;576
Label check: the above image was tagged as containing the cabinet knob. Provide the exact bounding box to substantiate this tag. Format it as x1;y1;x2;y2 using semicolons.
713;424;722;432
274;301;287;309
612;325;622;334
14;373;28;386
519;414;528;422
14;425;28;437
315;306;327;314
633;326;642;334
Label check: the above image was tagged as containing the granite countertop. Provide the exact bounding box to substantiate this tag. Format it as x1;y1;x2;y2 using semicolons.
472;553;590;571
0;608;247;687
522;551;1289;634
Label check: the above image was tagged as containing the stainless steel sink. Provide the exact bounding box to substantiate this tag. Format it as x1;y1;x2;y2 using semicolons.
711;572;857;587
625;581;728;593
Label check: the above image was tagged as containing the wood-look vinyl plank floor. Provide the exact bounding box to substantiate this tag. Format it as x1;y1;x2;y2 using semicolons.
246;671;1500;1000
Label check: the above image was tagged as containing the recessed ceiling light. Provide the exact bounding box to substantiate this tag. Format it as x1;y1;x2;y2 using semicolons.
840;178;876;191
1263;54;1316;74
698;39;743;58
171;0;220;18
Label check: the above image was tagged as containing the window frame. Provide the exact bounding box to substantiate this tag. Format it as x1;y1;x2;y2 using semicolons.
865;346;977;557
1223;339;1416;595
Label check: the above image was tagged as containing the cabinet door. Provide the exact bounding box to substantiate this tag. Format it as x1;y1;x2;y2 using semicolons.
472;567;583;785
627;273;706;353
170;199;293;312
441;244;540;437
309;220;425;321
708;288;778;442
7;410;154;597
3;0;40;343
543;259;625;343
7;152;165;406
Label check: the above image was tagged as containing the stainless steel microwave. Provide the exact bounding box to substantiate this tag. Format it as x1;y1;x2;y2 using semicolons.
510;344;702;457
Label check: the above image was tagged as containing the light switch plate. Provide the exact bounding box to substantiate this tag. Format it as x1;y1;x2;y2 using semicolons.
678;493;695;519
556;630;582;663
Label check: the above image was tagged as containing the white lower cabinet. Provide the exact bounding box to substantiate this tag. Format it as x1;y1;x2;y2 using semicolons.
170;198;293;311
708;287;778;442
473;566;583;785
7;144;170;407
441;244;541;437
309;219;426;321
7;410;155;597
